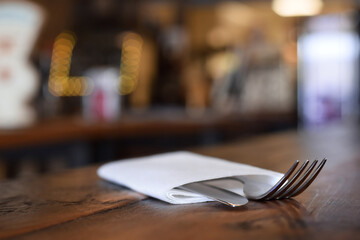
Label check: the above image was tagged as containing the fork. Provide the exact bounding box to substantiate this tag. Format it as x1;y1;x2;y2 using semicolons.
179;158;326;207
232;158;327;200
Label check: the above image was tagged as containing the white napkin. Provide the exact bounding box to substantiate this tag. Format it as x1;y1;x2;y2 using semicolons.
97;151;283;204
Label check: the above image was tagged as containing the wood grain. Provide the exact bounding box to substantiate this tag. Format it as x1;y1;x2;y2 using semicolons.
0;166;145;239
1;123;359;240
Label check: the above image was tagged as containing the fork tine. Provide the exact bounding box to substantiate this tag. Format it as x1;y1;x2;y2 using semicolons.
287;158;327;198
266;160;309;200
257;160;299;200
277;159;318;199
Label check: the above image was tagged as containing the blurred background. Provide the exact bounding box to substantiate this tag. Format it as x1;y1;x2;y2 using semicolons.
0;0;359;180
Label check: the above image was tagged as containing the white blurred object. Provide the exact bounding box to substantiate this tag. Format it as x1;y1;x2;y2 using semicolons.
0;1;44;129
82;67;121;122
272;0;323;17
299;14;359;125
239;63;293;113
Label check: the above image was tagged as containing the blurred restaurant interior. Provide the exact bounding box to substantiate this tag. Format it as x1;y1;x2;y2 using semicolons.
0;0;359;180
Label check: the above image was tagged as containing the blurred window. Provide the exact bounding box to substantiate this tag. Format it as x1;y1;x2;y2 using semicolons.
299;13;359;126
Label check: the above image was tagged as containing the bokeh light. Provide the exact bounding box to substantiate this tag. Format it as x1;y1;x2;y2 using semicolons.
117;32;143;95
48;31;91;96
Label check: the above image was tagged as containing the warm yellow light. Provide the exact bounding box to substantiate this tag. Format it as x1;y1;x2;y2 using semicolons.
48;31;92;96
272;0;323;17
216;2;254;27
118;32;143;95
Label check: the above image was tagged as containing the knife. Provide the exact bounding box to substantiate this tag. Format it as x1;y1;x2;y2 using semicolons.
179;182;248;207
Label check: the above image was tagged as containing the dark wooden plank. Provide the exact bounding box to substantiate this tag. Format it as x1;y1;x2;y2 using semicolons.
10;199;359;240
0;112;294;150
1;124;360;240
0;166;145;239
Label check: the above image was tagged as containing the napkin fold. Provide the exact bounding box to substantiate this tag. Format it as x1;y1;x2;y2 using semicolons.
97;151;283;204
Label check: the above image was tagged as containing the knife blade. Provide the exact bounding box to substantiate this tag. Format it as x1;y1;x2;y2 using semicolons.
179;182;248;207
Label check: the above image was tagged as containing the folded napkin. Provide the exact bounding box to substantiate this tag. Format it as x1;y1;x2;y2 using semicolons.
97;151;283;204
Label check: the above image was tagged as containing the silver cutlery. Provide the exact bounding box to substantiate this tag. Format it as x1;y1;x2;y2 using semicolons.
179;158;326;207
180;181;248;207
235;158;327;200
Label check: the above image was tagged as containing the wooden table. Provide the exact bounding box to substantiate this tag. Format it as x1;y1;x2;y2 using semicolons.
0;112;295;150
0;123;359;240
